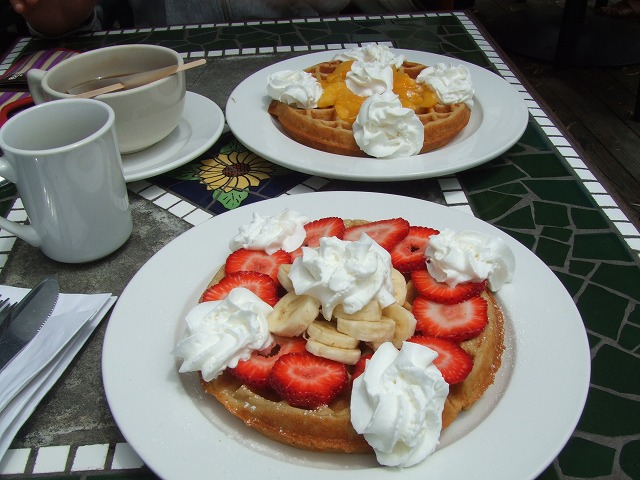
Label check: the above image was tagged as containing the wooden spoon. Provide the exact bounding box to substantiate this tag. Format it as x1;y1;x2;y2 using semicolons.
70;59;206;98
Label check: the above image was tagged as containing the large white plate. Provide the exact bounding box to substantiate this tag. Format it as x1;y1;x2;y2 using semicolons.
103;192;590;480
122;91;224;182
225;50;528;181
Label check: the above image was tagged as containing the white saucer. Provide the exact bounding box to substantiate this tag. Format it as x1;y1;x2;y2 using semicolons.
122;91;224;182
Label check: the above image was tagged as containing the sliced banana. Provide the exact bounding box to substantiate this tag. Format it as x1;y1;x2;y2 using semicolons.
333;300;382;322
277;264;294;292
391;268;408;305
268;291;320;337
367;340;388;352
307;320;360;349
306;338;361;365
382;303;417;348
405;279;418;307
336;316;395;343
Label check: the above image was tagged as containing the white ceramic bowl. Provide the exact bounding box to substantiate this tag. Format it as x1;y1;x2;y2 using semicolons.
27;44;186;154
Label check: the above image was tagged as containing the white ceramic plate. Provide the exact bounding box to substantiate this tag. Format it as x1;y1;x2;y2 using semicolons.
225;50;528;181
122;91;224;182
102;191;590;480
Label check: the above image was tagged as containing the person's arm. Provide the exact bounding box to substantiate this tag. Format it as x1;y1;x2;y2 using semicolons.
10;0;99;37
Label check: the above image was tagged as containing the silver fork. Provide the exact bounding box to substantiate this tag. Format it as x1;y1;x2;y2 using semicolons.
0;296;16;336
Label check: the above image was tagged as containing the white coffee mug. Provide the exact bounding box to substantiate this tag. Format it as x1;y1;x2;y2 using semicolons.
0;98;133;263
27;44;185;154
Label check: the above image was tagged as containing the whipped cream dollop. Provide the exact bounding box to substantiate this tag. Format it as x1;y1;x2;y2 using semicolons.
339;44;404;97
351;341;449;467
425;228;516;291
229;209;310;254
332;43;405;68
417;63;474;109
353;91;424;158
266;69;323;109
288;234;396;320
172;288;274;381
346;60;394;97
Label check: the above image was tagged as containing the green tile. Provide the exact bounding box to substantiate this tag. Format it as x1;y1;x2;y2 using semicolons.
577;284;628;339
591;264;640;300
568;260;596;277
440;24;467;35
591;344;640;394
206;38;247;50
587;331;600;349
495;206;536;229
630;303;640;326
232;30;278;44
501;229;536;250
535;237;570;268
555;271;585;298
257;23;301;34
523;179;595;207
558;437;615;477
468;191;521;220
571;207;611;229
456;50;493;68
534;201;570;226
620;439;640;479
514;122;550;150
514;153;572;178
541;226;573;242
461;164;526;191
493;183;529;195
507;142;527;155
388;25;439;41
579;387;640;435
573;233;635;262
279;33;309;46
443;32;477;51
535;463;561;480
618;323;640;353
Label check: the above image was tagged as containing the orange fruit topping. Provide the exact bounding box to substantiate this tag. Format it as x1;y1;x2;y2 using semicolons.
393;70;438;111
315;61;438;124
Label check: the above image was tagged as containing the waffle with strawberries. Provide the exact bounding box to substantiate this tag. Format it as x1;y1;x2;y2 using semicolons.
197;218;504;453
268;60;471;157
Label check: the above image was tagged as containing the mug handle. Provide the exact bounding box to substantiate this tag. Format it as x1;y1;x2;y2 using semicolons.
26;69;47;104
0;158;42;247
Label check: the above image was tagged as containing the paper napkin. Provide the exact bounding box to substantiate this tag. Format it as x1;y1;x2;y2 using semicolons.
0;285;116;461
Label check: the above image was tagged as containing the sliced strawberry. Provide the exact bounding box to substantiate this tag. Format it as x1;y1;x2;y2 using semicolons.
304;217;346;246
290;217;345;260
343;218;410;251
225;248;291;285
351;353;372;384
408;335;473;384
269;352;349;409
411;270;486;304
412;295;488;342
390;226;439;273
229;336;307;390
200;271;278;306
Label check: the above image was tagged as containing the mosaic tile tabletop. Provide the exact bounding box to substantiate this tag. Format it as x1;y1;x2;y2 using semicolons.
0;11;639;480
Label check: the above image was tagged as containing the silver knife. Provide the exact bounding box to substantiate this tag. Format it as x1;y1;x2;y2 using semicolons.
0;276;60;370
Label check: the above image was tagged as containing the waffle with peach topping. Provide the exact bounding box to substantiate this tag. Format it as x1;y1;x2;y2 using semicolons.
268;60;471;157
197;217;504;453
